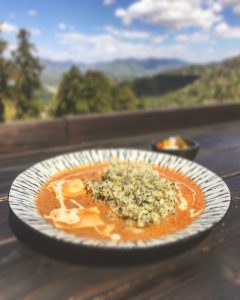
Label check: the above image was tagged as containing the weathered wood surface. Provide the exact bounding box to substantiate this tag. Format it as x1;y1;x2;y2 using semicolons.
1;102;240;154
1;115;240;299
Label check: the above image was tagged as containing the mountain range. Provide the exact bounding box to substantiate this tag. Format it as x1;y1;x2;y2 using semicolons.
40;57;188;88
41;53;240;109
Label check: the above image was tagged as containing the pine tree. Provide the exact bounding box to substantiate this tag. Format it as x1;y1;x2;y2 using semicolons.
13;29;42;119
84;71;112;112
55;65;88;116
112;84;137;111
0;26;10;121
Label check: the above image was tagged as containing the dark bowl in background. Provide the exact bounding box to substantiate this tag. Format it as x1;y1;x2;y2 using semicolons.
151;137;199;160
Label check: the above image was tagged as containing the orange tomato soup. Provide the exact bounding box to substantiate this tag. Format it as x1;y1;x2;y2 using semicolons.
36;163;205;241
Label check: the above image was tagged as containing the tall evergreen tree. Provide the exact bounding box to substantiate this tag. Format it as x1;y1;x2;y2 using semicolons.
55;65;88;116
13;29;42;119
111;84;137;111
84;71;112;112
0;26;10;121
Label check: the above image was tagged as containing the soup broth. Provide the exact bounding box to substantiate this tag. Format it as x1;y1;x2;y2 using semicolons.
37;162;205;242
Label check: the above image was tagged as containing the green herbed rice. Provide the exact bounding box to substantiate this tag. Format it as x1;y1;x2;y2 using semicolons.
86;162;179;227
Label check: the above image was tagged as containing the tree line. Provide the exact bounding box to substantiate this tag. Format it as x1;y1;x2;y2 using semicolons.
54;66;137;116
0;27;43;121
131;74;199;97
0;26;140;122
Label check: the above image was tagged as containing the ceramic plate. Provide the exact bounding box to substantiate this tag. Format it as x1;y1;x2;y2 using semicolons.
8;149;231;249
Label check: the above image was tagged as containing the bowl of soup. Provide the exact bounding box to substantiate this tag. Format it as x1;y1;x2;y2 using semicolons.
8;149;230;250
151;136;199;160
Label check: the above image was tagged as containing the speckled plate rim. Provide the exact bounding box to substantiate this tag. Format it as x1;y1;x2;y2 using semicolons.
8;148;231;250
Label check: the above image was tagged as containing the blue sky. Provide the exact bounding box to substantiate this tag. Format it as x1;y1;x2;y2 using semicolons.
1;0;240;63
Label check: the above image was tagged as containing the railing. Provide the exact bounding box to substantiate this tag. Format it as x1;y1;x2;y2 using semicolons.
0;103;240;154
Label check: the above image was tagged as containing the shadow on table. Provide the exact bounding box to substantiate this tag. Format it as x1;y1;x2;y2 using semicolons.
9;209;208;267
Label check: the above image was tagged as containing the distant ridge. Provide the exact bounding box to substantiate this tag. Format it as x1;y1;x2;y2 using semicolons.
40;57;188;87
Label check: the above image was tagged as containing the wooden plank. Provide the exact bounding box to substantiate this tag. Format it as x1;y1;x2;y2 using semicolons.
66;103;240;145
196;147;240;177
1;118;239;166
0;201;11;241
1;103;240;155
0;118;68;154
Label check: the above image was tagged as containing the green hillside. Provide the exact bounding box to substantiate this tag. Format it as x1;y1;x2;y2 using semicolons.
131;74;199;97
142;55;240;109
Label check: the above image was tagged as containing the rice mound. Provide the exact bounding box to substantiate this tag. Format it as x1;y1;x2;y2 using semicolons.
86;162;179;227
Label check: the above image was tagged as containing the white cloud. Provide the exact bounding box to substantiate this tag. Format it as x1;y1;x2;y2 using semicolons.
30;28;42;36
176;31;209;43
214;21;240;38
103;0;116;5
220;0;240;14
151;36;164;44
38;26;240;64
209;1;223;13
105;25;150;39
59;22;67;30
0;22;18;34
207;47;215;54
54;30;184;63
28;9;38;17
0;21;41;37
58;22;75;31
115;0;222;30
59;32;102;44
104;25;164;42
38;46;71;61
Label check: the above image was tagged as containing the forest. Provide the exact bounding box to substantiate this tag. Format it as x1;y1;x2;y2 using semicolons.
0;28;139;122
1;27;240;123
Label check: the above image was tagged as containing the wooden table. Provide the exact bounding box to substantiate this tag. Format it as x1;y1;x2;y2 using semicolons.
1;110;240;300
